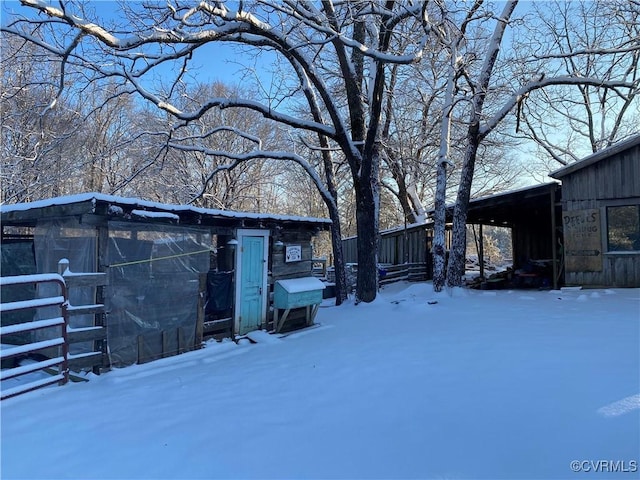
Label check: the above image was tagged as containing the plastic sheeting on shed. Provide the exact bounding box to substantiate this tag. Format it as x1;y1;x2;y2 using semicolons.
34;219;97;355
106;222;210;367
29;219;211;367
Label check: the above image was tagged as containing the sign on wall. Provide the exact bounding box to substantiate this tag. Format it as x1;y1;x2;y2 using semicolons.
285;245;302;263
563;208;602;272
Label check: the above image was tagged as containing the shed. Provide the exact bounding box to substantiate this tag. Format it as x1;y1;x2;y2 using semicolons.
549;135;640;287
1;193;331;369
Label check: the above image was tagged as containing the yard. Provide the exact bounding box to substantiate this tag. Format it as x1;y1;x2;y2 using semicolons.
1;282;639;479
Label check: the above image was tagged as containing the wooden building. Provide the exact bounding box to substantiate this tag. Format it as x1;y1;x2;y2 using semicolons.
342;182;561;288
1;193;330;369
463;182;562;288
550;135;640;287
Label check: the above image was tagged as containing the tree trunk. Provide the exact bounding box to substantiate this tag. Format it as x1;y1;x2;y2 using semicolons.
432;159;448;292
446;133;480;287
354;185;379;303
354;150;380;303
326;203;348;305
432;51;457;293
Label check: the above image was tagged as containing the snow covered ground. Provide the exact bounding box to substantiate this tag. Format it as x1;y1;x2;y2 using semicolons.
1;282;639;479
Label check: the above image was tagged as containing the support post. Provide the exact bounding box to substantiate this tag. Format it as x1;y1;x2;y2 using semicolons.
196;273;206;348
550;187;558;290
479;224;485;280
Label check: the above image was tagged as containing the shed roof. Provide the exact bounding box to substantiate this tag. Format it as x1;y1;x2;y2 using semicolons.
0;192;332;229
549;134;640;179
424;182;560;227
464;182;560;225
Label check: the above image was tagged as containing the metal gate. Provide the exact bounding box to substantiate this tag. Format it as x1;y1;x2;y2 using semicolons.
0;273;69;400
1;259;108;400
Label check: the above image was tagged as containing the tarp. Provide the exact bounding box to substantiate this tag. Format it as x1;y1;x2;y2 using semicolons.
28;219;210;367
106;222;210;366
34;219;96;354
205;271;233;315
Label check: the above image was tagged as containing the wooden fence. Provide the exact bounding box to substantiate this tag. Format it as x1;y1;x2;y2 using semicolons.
342;223;442;286
379;263;430;286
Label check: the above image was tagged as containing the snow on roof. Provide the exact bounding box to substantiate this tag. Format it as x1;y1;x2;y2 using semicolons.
342;183;560;241
0;192;332;225
463;181;559;205
131;209;180;220
418;182;559;219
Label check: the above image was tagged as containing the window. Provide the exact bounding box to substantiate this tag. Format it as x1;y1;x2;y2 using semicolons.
607;205;640;251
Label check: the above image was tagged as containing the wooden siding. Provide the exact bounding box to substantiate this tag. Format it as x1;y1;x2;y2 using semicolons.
561;144;640;202
379;228;430;264
270;230;314;282
342;236;358;264
565;253;640;287
267;229;315;330
559;142;640;287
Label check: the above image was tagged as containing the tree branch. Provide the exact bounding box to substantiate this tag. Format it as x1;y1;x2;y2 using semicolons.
482;76;639;138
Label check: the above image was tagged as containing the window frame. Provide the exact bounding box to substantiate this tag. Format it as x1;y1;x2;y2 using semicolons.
606;204;640;253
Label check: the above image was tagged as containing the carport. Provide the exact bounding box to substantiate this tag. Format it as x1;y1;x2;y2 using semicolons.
459;182;562;288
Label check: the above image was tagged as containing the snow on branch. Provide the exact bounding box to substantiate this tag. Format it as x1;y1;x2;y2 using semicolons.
20;0;130;48
262;0;425;65
174;143;336;210
18;0;260;50
482;75;640;138
532;44;640;61
173;127;263;149
17;0;424;67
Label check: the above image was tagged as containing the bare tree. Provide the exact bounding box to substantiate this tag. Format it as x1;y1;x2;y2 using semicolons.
1;34;82;202
147;81;284;211
1;32;163;202
2;0;432;303
425;0;639;290
514;0;640;168
6;0;634;299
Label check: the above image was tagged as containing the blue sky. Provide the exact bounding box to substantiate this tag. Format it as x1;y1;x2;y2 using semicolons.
0;0;278;88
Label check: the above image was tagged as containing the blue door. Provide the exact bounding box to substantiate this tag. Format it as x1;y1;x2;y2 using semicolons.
239;236;265;335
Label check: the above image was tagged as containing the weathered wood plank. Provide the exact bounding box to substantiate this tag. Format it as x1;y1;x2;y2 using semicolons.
162;330;170;358
203;318;232;334
68;352;103;371
196;273;207;347
273;306;309;333
271;260;313;279
178;327;186;354
62;273;108;288
67;326;106;344
66;304;105;316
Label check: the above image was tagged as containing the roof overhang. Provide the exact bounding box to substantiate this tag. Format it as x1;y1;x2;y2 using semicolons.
427;182;561;227
465;182;560;226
